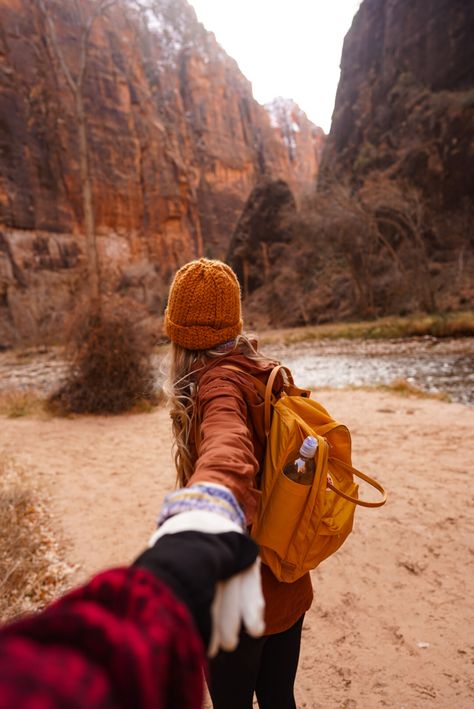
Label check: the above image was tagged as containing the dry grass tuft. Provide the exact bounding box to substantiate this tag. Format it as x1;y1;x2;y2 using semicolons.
0;390;47;418
381;378;451;401
347;379;451;401
0;455;73;623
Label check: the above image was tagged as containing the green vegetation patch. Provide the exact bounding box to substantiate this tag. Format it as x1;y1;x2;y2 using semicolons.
259;311;474;346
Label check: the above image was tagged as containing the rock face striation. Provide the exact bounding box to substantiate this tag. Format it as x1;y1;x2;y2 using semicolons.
0;0;322;345
265;98;325;195
320;0;474;210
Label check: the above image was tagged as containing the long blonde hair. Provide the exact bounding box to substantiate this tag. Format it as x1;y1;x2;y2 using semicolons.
164;334;269;487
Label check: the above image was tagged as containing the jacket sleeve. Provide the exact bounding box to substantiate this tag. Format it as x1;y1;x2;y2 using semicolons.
0;567;204;709
189;374;260;523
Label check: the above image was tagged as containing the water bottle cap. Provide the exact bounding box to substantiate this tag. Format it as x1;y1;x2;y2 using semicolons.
300;436;317;458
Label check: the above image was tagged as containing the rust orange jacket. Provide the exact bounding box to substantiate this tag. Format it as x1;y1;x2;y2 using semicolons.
189;351;313;635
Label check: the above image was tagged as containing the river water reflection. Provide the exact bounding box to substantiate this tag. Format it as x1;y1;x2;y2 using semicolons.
264;337;474;405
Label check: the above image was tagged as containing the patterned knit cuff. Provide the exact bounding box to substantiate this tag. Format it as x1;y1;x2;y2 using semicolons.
157;484;246;530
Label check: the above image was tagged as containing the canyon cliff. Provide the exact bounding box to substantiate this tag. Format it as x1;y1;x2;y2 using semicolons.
320;0;474;210
0;0;323;345
244;0;474;328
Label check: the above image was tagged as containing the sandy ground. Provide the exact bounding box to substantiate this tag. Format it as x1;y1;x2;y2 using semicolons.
1;389;473;708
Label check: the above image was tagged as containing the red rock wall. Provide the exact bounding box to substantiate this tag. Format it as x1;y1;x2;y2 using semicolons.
0;0;323;344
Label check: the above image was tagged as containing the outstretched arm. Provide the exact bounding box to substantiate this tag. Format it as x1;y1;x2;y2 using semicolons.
0;521;262;708
0;565;204;709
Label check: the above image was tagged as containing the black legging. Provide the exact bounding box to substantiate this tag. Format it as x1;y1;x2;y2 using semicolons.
208;615;304;709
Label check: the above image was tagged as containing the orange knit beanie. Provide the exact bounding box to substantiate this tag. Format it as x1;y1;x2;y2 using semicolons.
164;258;243;350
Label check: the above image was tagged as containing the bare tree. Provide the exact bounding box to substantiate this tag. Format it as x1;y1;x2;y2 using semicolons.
360;180;437;312
35;0;118;300
283;176;442;322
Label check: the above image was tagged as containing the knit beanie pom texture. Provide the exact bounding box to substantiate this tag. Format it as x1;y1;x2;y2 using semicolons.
165;258;243;350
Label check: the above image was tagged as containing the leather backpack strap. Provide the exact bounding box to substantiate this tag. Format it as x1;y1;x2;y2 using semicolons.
263;365;292;435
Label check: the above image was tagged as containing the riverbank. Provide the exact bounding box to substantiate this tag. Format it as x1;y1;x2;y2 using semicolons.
1;387;473;707
258;310;474;344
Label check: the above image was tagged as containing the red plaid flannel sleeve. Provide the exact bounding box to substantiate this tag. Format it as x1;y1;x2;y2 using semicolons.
0;566;205;708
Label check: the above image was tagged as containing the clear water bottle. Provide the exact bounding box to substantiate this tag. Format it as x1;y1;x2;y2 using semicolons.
283;436;318;486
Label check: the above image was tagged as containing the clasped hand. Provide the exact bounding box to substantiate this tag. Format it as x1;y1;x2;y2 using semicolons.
135;509;265;656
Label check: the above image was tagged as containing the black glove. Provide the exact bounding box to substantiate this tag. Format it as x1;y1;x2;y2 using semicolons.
134;530;259;649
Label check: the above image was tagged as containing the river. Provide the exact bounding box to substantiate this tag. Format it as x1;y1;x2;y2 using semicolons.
0;337;473;405
263;337;474;405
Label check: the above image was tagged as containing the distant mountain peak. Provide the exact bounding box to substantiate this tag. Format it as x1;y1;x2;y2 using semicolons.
264;97;324;162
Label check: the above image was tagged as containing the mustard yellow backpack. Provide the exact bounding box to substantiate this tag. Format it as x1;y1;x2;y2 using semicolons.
224;364;387;583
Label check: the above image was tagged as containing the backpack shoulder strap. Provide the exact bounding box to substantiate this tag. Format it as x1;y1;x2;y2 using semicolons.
263;365;289;436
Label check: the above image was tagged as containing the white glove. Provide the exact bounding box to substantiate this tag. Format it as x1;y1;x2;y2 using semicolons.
209;556;264;657
149;508;265;656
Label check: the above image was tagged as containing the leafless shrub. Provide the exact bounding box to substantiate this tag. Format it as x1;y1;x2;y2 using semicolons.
48;296;158;414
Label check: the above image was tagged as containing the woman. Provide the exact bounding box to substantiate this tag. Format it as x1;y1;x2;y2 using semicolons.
159;258;313;709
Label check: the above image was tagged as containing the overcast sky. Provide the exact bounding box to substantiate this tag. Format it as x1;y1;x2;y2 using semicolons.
188;0;362;133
